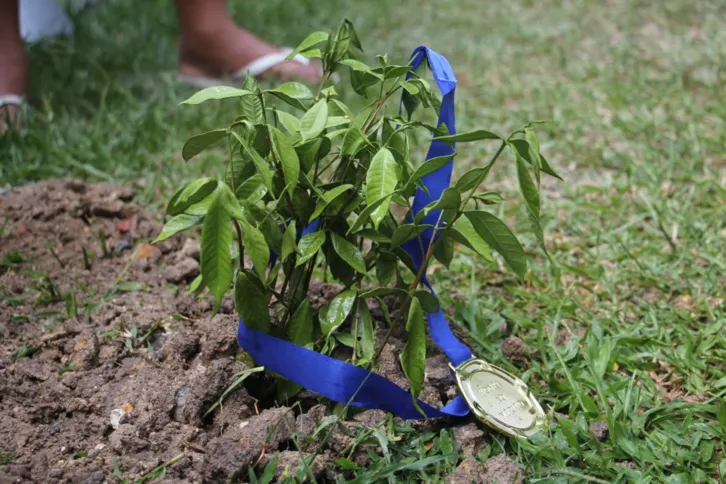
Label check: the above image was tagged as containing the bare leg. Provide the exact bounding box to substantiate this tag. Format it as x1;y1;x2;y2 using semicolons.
174;0;322;83
0;0;27;132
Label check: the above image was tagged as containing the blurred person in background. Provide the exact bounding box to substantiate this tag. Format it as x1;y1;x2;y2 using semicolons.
0;0;322;132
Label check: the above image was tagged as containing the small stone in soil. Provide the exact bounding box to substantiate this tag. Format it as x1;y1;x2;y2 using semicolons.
114;240;134;252
110;408;131;429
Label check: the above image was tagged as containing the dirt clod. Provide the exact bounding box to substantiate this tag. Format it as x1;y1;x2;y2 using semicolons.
180;238;201;261
163;257;200;283
203;407;296;481
502;336;527;360
70;328;100;370
482;454;524;484
453;423;486;457
589;421;609;441
449;457;485;484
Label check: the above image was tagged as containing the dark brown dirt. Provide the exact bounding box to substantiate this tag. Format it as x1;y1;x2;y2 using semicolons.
0;180;492;483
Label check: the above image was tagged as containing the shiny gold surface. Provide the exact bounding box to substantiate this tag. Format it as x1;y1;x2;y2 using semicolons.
454;358;546;438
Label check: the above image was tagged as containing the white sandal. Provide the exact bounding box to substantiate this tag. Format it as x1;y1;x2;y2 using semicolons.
178;47;314;88
0;94;23;109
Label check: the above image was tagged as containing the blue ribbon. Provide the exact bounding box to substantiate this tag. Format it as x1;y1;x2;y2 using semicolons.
237;47;473;419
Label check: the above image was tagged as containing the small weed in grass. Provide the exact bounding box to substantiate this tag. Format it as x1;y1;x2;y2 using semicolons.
1;249;26;274
13;346;39;360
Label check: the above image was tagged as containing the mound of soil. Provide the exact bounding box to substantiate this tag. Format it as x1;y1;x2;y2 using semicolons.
0;180;519;483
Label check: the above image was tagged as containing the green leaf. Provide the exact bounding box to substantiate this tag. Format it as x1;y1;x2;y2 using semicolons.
432;232;454;268
325;116;349;129
524;126;542;183
188;274;203;293
425;187;461;212
286;31;329;59
472;191;505;204
451;217;493;261
166;178;218;216
375;251;398;286
296;231;326;266
331;233;367;274
309;184;354;222
357;301;375;362
592;337;612;379
354;229;390;243
269;126;300;195
336;332;356;347
454;166;493;194
320;289;356;337
266;82;313;110
231;132;274;192
335;458;360;471
435;129;502;143
153;214;203;243
275;110;301;135
341;126;368;156
360;287;409;298
718;399;726;433
281;221;297;262
404;154;454;191
241;76;264;124
181;86;253;105
515;151;547;252
515;152;540;217
414;289;440;313
399;80;419;95
201;190;234;312
182;129;227;162
340;59;384;79
287;298;313;346
400;297;425;400
381;65;412;79
346;197;389;235
510;139;562;180
366;147;398;229
217;182;246;220
464;211;527;278
235;174;267;203
234;271;270;332
239;219;269;283
299;99;329;141
390;224;430;249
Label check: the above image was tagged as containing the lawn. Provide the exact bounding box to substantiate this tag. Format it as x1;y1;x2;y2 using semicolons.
1;0;725;482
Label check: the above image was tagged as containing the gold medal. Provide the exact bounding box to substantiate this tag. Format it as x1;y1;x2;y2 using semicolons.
453;358;546;438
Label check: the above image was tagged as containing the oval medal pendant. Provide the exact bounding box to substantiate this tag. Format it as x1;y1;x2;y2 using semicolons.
453;358;546;438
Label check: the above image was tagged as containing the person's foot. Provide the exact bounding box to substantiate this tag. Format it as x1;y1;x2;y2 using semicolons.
179;22;323;84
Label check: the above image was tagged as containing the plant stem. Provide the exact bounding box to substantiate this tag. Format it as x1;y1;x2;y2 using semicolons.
315;71;332;100
233;220;245;271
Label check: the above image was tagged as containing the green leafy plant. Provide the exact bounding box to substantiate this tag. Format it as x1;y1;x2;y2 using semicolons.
158;20;560;404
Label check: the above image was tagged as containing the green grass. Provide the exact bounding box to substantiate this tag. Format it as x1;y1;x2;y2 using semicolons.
2;0;725;481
